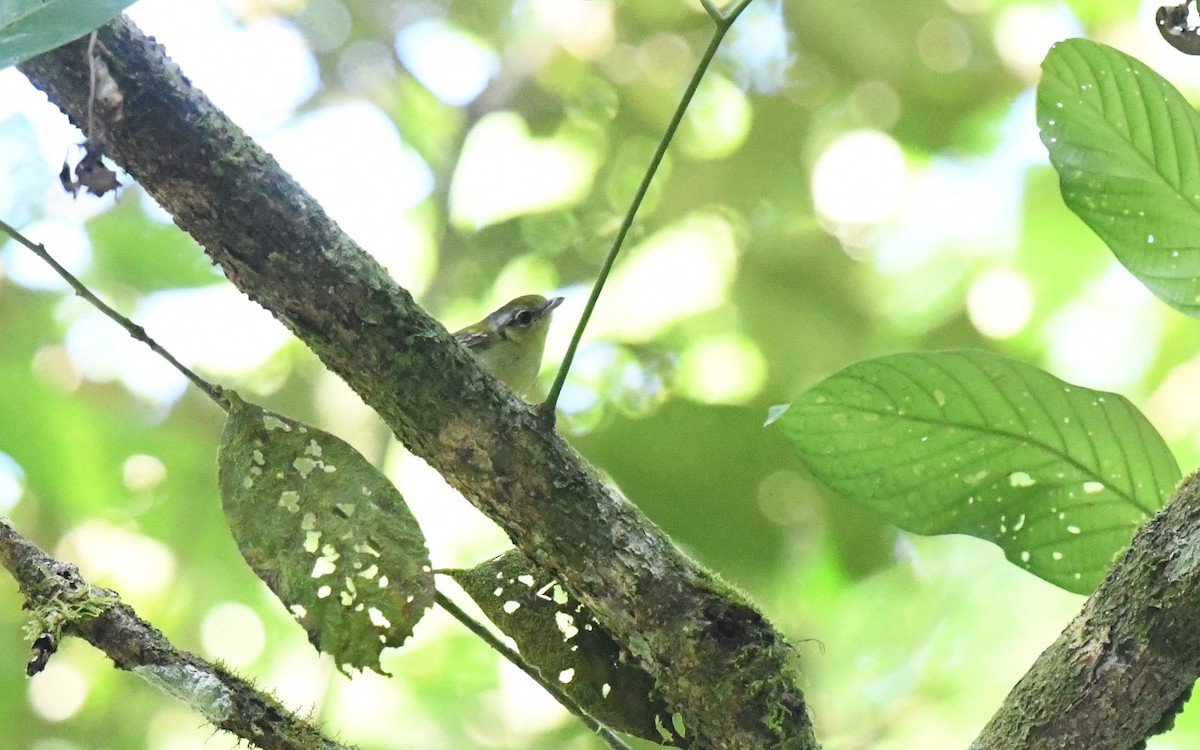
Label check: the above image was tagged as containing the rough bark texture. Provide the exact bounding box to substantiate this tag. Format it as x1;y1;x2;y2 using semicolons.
974;471;1200;749
0;520;354;750
19;19;815;749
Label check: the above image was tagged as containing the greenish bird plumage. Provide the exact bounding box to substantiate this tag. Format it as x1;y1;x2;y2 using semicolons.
454;294;563;393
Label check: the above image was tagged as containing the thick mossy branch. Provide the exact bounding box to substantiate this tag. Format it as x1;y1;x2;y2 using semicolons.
0;519;353;750
974;471;1200;749
19;20;814;748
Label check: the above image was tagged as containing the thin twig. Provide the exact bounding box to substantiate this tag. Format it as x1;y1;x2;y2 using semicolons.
0;218;228;409
539;0;755;418
434;587;634;750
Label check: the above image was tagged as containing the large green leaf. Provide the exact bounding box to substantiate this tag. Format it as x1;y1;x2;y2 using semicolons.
217;393;433;674
0;0;136;70
774;350;1180;594
1038;38;1200;318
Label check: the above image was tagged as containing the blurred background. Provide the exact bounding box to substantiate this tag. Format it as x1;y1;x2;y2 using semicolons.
3;0;1200;747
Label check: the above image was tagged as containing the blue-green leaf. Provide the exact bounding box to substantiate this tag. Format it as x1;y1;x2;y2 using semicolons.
1;0;136;70
775;350;1180;594
1038;38;1200;318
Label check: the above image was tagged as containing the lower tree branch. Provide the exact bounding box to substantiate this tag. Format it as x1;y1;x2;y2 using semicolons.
974;471;1200;749
0;518;353;750
18;18;815;748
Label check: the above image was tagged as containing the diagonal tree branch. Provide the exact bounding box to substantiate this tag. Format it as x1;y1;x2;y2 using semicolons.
0;518;354;750
17;19;815;748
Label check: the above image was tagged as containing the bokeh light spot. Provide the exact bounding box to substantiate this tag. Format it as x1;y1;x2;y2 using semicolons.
64;285;294;407
1043;264;1160;391
267;103;435;290
967;269;1033;339
0;451;25;511
2;220;91;291
812;130;907;240
450;112;601;229
724;0;792;94
682;73;752;160
994;4;1077;81
849;80;901;131
916;18;972;73
533;0;614;59
200;602;266;667
29;662;88;722
598;213;738;340
337;40;397;94
127;3;317;132
31;345;83;393
396;19;498;106
122;454;168;492
56;521;178;602
1148;357;1200;440
637;33;693;88
296;0;352;53
677;334;766;404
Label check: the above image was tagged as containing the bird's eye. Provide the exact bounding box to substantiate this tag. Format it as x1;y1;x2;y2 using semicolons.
514;310;534;326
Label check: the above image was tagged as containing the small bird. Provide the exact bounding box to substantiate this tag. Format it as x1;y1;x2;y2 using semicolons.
454;294;564;394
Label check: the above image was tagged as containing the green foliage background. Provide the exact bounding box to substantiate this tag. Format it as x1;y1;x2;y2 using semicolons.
4;0;1200;748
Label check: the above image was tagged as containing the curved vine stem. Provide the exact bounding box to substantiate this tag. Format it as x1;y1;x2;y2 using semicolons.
538;0;755;419
0;218;229;410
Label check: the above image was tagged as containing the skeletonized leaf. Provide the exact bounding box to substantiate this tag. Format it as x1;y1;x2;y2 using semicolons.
1039;39;1200;318
448;550;687;746
217;393;433;674
775;350;1180;594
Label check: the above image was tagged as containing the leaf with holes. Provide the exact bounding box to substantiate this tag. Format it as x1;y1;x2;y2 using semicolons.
217;393;433;674
1;0;137;70
773;350;1180;594
448;550;687;746
1039;39;1200;318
